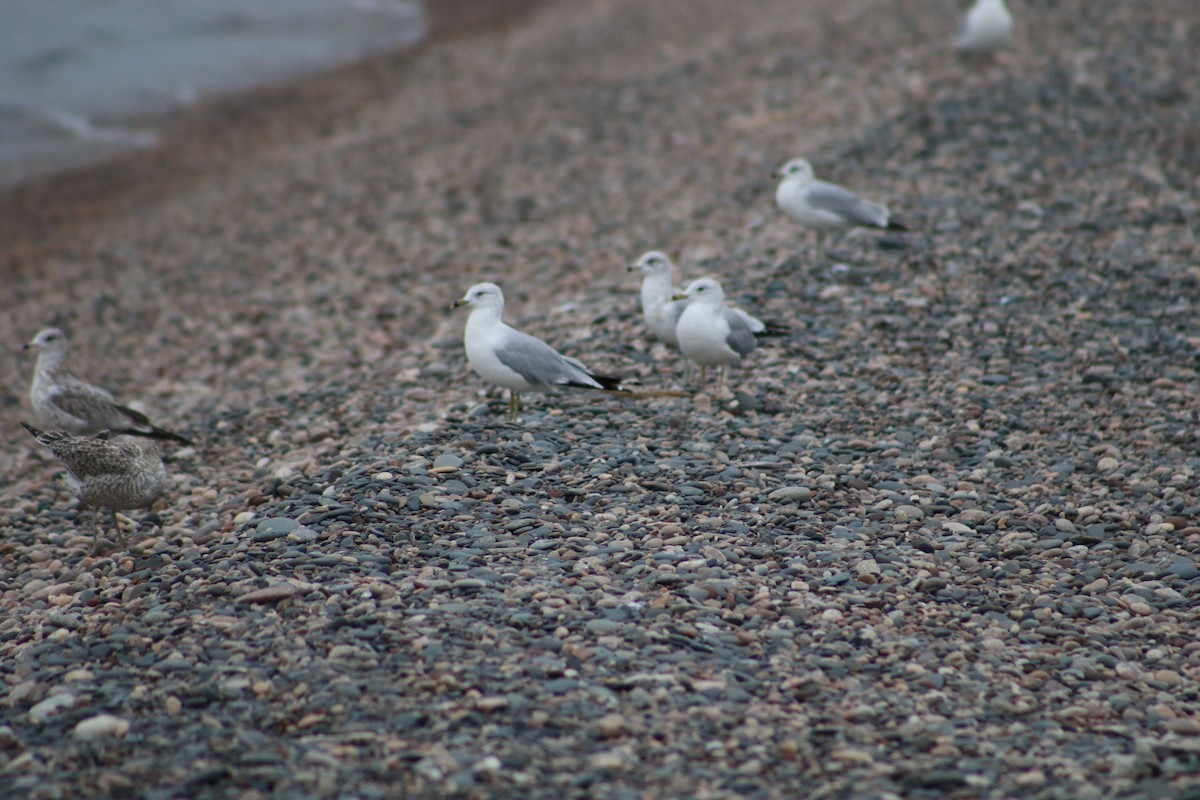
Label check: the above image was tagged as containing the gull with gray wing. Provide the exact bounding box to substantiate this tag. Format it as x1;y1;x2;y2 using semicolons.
956;0;1013;54
25;328;191;445
775;159;906;232
673;278;761;396
453;282;625;420
629;251;788;347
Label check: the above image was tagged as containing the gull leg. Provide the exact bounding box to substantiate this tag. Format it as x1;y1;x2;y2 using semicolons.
508;391;521;421
91;510;104;555
699;366;708;392
679;359;694;387
113;509;125;549
716;367;728;399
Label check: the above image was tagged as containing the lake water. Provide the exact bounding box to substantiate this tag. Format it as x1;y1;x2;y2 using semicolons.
0;0;426;186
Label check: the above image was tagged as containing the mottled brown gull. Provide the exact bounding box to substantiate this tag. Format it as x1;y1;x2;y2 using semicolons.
22;423;169;554
25;328;191;445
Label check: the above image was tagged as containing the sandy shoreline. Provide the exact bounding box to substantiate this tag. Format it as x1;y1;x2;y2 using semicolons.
2;0;1199;796
0;0;545;265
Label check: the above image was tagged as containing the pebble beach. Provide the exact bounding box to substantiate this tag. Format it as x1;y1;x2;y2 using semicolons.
1;0;1199;798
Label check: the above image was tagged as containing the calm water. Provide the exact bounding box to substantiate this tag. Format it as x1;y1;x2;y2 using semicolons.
0;0;426;185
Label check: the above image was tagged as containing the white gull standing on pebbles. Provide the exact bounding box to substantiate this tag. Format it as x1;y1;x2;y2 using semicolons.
22;422;168;554
956;0;1013;54
452;282;626;420
673;278;761;396
628;251;788;347
774;159;906;232
25;328;192;445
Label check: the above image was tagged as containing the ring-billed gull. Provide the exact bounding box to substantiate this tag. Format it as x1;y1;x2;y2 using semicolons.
453;282;625;420
25;328;192;445
22;423;168;554
956;0;1013;54
628;251;788;347
673;278;763;396
775;159;906;232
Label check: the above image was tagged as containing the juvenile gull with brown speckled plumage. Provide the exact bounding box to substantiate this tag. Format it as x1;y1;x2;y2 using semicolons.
22;423;169;553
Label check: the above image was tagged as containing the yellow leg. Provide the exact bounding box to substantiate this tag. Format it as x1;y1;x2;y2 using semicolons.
508;391;522;421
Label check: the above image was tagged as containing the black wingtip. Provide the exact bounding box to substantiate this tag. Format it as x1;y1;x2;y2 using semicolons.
113;427;194;446
590;374;629;393
886;220;909;232
753;322;791;339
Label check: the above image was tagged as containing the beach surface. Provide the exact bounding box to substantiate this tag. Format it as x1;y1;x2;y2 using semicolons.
2;0;1199;797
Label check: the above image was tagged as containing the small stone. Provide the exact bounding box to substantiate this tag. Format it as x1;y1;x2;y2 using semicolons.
286;526;318;543
894;505;924;522
73;714;129;740
595;713;628;738
1164;718;1200;735
1151;669;1183;687
1097;457;1119;472
433;454;464;469
29;694;75;725
1015;770;1046;787
768;486;812;504
476;696;509;712
237;584;299;604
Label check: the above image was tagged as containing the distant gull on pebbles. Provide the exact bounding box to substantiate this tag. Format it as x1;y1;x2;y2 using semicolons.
956;0;1013;54
22;423;168;554
673;278;762;396
25;328;192;445
629;251;788;347
453;282;626;420
775;159;906;232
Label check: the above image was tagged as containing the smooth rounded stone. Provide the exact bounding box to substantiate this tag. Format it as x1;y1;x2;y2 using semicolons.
73;714;129;740
252;517;300;541
893;505;925;522
287;526;318;543
433;454;464;470
1165;561;1199;580
768;486;812;504
586;619;624;634
452;578;487;592
236;584;300;604
29;693;76;724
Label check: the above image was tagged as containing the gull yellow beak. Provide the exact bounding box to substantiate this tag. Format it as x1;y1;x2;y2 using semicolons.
451;297;469;310
671;292;687;301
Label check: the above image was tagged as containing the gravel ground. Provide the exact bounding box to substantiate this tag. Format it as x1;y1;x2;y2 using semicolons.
2;0;1199;798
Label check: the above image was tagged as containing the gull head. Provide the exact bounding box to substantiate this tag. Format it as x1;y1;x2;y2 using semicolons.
629;250;673;275
25;327;68;354
453;282;505;312
775;158;814;184
678;278;726;306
